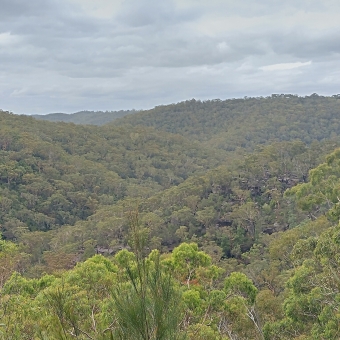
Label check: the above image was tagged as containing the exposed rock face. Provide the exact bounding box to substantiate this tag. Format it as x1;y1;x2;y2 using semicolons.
95;245;131;255
262;223;289;235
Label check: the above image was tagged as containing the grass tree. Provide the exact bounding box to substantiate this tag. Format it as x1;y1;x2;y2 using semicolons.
112;210;184;340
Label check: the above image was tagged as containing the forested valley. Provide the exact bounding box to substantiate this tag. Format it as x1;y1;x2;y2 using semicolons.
1;94;340;339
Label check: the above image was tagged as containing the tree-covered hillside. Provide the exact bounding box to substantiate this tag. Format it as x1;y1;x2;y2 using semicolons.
3;145;340;339
115;94;340;151
32;94;340;154
2;96;340;339
2;110;339;279
0;110;224;240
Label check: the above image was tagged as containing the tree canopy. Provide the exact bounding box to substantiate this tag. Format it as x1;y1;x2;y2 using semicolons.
2;94;340;338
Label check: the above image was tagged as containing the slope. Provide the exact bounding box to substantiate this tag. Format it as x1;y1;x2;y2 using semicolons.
0;110;225;239
114;94;340;151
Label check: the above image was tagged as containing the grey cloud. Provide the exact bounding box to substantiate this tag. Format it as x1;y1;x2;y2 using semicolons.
0;0;52;19
268;30;340;59
182;0;336;17
0;0;339;114
116;0;197;28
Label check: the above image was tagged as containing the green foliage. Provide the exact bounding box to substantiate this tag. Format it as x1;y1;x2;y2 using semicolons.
224;272;257;304
2;95;340;339
116;95;340;152
287;147;340;221
263;222;340;339
1;105;340;270
0;110;224;254
112;212;183;340
0;239;28;288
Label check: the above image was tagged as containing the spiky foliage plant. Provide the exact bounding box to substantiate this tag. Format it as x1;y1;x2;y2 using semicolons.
112;210;184;340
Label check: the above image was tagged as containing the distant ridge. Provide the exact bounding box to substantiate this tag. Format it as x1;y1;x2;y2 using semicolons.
113;94;340;151
30;94;340;153
32;109;137;125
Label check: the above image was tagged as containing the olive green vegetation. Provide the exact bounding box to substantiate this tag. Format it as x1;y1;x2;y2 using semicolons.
2;94;340;338
35;94;340;153
0;110;224;238
115;94;340;152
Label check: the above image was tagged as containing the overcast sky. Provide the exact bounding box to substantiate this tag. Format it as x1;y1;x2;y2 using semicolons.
1;0;340;114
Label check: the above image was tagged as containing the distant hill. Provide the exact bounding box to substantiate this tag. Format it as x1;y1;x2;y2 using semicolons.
114;94;340;151
0;110;225;238
32;109;136;125
31;95;340;153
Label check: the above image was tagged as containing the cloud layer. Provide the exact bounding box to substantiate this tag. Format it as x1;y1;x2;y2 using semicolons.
1;0;339;114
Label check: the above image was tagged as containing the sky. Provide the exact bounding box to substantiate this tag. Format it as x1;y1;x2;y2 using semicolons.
1;0;340;114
